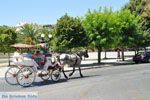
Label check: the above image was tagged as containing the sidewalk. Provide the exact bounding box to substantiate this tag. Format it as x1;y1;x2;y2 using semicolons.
80;57;133;70
0;57;134;78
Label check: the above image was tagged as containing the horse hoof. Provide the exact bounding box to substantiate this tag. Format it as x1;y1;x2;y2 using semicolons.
65;76;69;79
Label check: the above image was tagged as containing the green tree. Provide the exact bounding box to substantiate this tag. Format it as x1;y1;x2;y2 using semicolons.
136;16;150;49
123;0;150;51
0;26;17;52
123;0;150;16
115;9;140;60
53;14;88;51
82;7;118;63
18;24;38;44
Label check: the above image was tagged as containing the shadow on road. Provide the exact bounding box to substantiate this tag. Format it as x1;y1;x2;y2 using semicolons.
68;74;101;80
30;74;100;87
31;79;68;87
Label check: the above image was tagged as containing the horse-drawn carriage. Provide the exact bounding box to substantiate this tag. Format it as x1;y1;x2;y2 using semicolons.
5;43;63;87
5;43;89;87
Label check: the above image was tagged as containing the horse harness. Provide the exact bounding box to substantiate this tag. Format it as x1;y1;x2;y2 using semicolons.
63;54;80;66
72;54;81;66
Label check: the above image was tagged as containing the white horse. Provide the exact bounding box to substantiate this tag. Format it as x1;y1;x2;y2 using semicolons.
58;50;89;79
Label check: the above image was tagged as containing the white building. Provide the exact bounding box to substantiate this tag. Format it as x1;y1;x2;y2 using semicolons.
14;22;55;32
14;22;43;32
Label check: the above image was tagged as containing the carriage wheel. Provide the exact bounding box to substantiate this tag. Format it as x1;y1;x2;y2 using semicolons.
40;71;50;81
17;67;36;87
5;66;20;85
51;69;61;82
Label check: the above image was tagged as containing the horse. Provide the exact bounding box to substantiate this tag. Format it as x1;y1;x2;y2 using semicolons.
57;50;89;79
76;50;89;60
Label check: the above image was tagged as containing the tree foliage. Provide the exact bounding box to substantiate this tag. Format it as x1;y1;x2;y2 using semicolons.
115;9;140;48
53;14;88;51
136;17;150;48
115;9;140;60
82;7;119;63
0;26;17;52
123;0;150;49
123;0;150;16
18;24;38;44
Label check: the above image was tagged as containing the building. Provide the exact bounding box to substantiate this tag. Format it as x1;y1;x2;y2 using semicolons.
14;22;55;32
14;22;44;32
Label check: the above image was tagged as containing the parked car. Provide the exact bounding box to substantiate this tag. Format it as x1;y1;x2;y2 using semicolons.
133;52;150;63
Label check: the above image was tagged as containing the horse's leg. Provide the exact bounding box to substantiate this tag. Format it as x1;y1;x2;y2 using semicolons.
62;68;68;79
56;56;68;79
69;66;75;77
78;66;83;77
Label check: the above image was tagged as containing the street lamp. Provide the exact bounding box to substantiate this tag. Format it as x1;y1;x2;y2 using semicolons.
40;33;52;51
41;34;45;43
48;34;52;38
41;34;45;38
48;34;52;52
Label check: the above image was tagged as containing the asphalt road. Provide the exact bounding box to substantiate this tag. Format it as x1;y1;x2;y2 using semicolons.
0;63;150;100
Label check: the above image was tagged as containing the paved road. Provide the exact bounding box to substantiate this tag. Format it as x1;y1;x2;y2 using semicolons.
0;63;150;100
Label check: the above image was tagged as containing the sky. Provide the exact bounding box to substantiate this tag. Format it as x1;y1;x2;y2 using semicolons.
0;0;129;26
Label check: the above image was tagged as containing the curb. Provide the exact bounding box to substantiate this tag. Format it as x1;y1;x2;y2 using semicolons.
64;65;113;72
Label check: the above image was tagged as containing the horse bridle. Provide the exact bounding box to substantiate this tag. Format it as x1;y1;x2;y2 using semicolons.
76;53;82;60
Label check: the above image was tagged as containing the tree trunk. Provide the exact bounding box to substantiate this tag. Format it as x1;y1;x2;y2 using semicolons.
97;46;102;64
8;53;11;66
144;47;146;52
117;49;121;59
121;49;125;61
137;48;139;53
104;50;107;59
134;48;137;55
